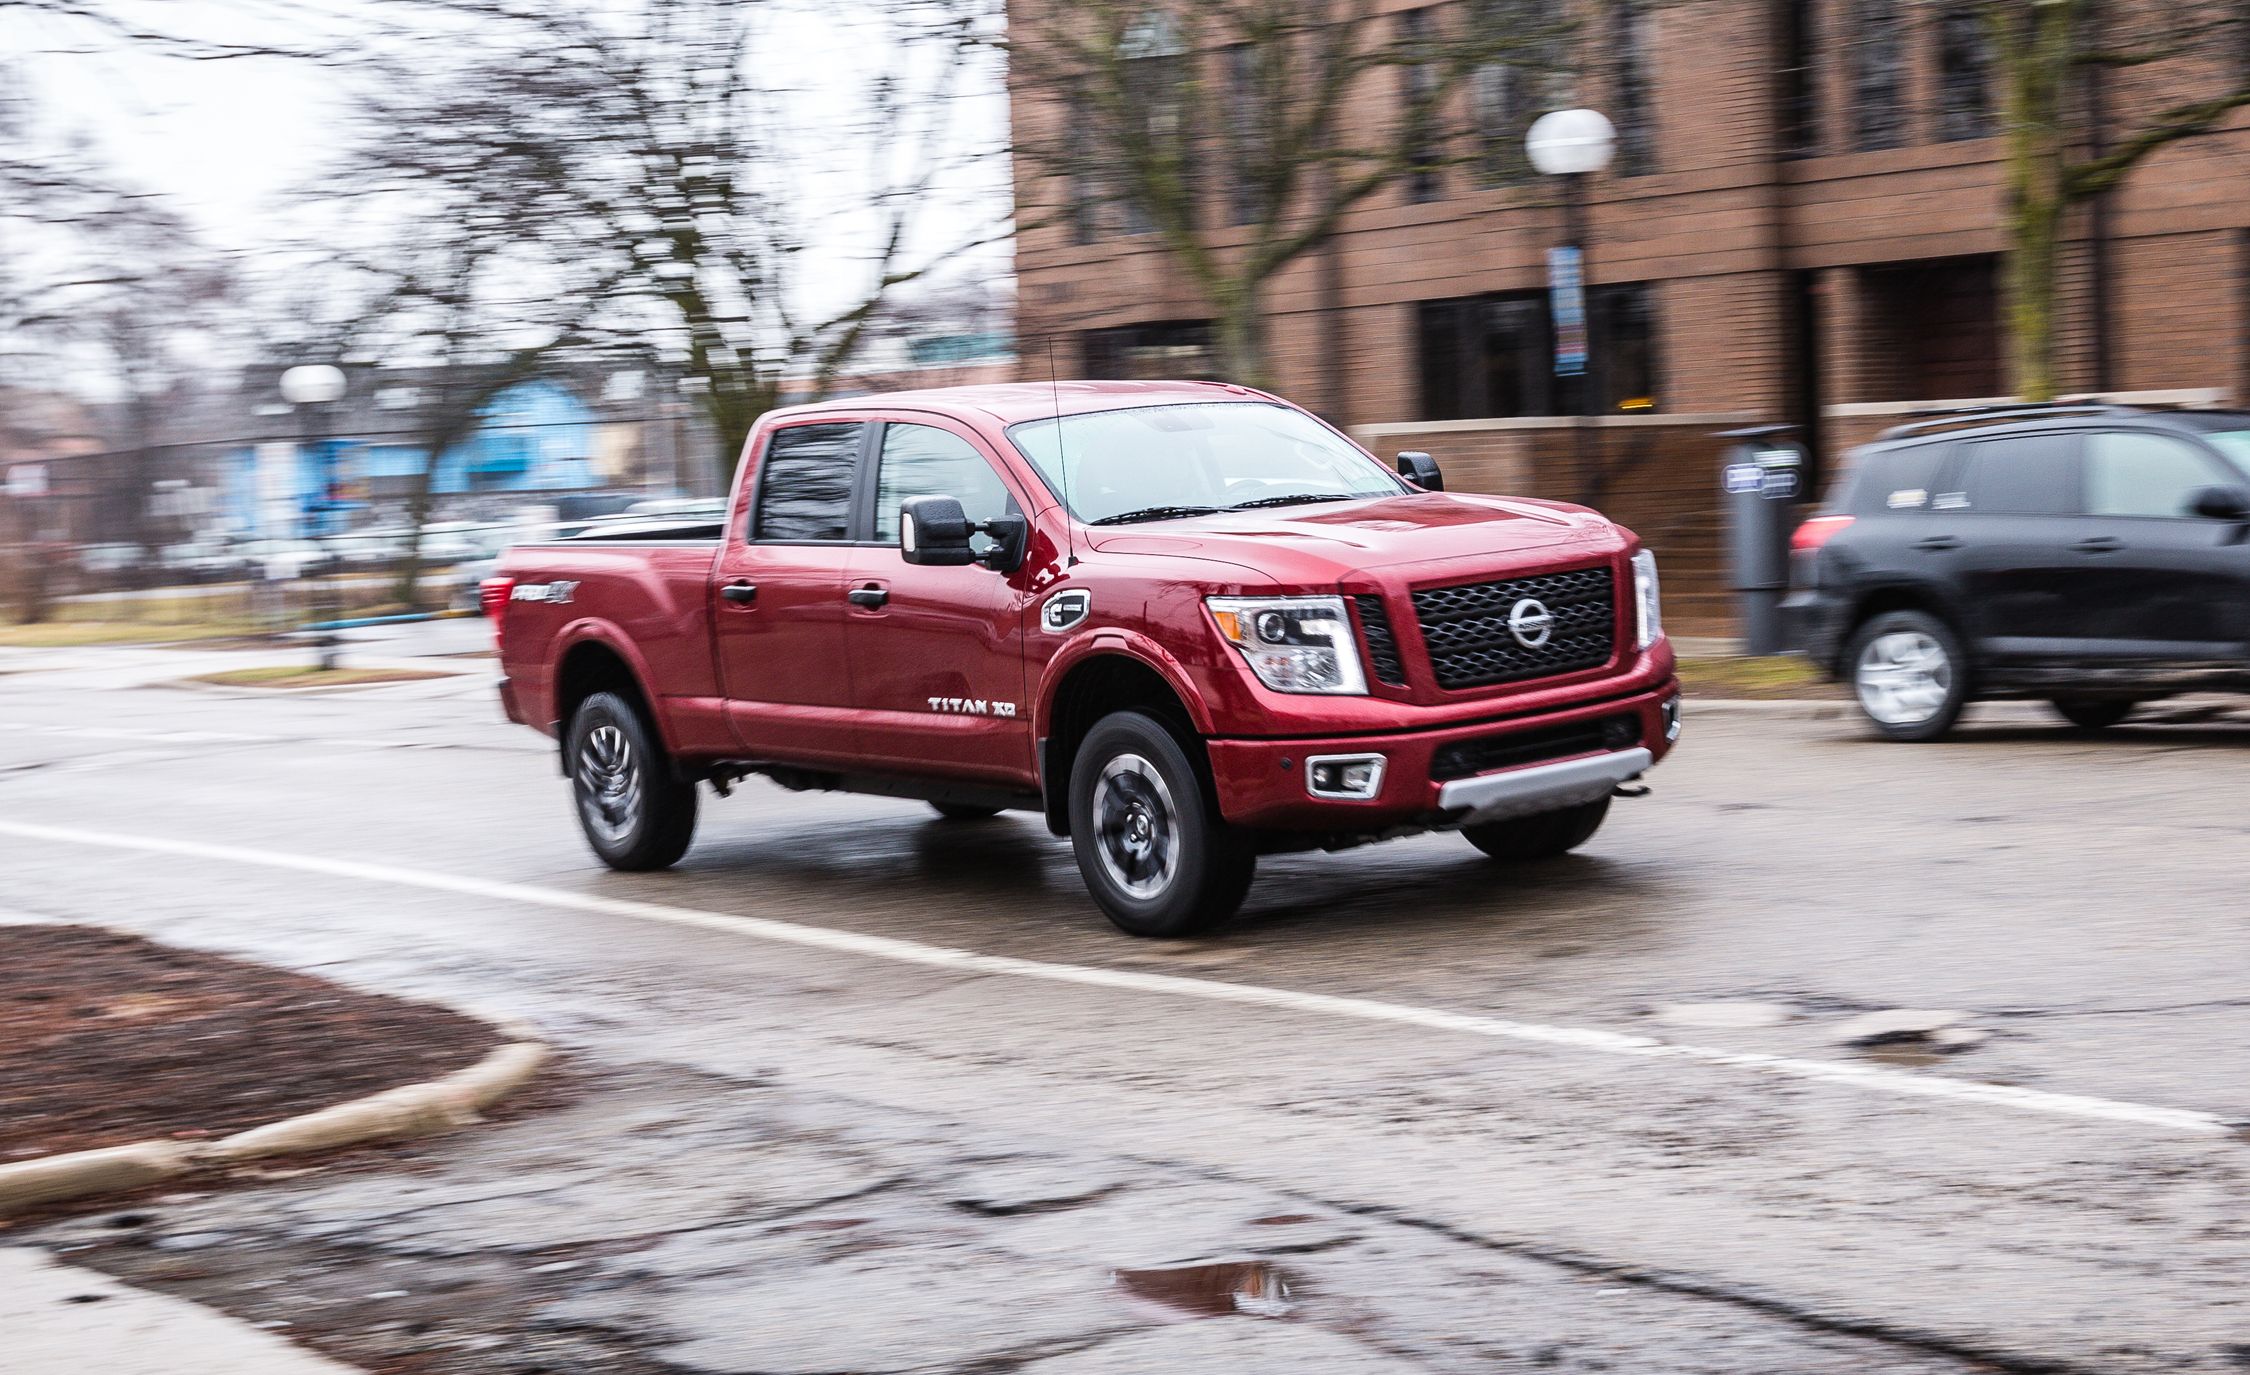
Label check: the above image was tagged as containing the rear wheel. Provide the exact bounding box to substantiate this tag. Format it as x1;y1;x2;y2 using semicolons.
1848;610;1968;742
2051;697;2138;731
1068;711;1255;938
930;802;1005;822
1461;796;1611;863
568;690;698;871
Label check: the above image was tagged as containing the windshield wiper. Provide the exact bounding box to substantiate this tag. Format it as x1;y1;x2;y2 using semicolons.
1089;505;1223;526
1226;492;1363;511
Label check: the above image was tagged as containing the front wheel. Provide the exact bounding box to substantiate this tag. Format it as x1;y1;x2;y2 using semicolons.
1461;796;1611;863
1068;712;1255;938
1848;610;1968;742
568;690;699;871
2051;697;2137;731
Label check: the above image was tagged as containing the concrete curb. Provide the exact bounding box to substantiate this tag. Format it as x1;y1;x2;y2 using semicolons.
0;1025;548;1217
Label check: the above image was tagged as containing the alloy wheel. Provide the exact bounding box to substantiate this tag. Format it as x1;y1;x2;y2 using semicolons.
1092;753;1180;899
1856;630;1951;726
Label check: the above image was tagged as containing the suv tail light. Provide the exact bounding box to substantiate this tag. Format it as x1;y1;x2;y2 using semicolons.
479;576;516;652
1791;515;1854;553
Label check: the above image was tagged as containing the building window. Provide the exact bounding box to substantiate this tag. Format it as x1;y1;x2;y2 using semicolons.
1082;320;1218;380
1400;8;1443;204
1470;0;1553;184
1611;0;1657;175
1935;6;1992;141
1778;0;1819;157
1223;44;1265;227
1066;96;1101;245
1850;0;1909;151
1415;284;1660;419
1120;9;1190;236
1855;256;2001;400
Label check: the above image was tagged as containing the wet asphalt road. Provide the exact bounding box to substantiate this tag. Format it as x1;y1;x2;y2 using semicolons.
4;642;2250;1373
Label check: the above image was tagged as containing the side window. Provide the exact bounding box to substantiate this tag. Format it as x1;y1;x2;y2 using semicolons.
1949;434;2079;515
752;423;863;542
2086;432;2224;518
873;423;1014;548
1843;442;1950;515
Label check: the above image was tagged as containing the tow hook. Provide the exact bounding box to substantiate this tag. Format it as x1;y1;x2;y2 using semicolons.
1613;781;1652;799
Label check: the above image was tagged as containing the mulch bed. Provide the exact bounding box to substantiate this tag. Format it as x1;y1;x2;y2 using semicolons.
0;927;499;1161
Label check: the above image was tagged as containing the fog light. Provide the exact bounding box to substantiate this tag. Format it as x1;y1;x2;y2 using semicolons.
1662;695;1682;742
1306;753;1386;800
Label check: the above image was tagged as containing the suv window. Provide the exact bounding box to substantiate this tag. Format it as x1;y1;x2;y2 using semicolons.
753;423;863;542
872;423;1013;548
1843;442;1951;515
2086;431;2223;518
1949;433;2079;515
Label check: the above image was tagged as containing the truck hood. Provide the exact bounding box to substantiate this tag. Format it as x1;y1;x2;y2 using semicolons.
1082;491;1603;580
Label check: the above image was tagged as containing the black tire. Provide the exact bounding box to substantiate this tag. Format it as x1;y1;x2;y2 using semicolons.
930;802;1005;821
567;690;698;871
1067;711;1256;938
1461;796;1611;863
1846;609;1969;742
2051;697;2137;731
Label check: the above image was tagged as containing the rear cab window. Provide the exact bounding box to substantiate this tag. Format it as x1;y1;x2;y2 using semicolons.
751;422;866;542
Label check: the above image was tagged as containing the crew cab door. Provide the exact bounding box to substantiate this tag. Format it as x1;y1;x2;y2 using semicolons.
844;417;1037;785
713;421;868;763
2073;429;2250;662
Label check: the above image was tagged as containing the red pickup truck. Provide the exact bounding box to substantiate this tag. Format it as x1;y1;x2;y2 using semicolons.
488;380;1679;936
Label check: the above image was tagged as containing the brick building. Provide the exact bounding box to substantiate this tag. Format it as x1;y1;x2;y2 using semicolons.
1008;1;2250;627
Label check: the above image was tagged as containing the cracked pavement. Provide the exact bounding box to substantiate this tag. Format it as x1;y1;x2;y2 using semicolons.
4;637;2249;1372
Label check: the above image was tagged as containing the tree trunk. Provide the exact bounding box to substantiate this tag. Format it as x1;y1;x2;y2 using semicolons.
1213;286;1271;389
1994;2;2075;403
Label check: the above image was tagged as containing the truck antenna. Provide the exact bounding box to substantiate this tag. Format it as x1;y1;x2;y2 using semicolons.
1047;335;1076;566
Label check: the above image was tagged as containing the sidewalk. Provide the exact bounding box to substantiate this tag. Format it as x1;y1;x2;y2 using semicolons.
4;1246;360;1374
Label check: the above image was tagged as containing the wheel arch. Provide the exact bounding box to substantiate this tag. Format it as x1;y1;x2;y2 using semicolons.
1036;645;1207;837
552;630;668;774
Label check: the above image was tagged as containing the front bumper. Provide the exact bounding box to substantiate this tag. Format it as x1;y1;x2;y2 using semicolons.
1205;678;1680;832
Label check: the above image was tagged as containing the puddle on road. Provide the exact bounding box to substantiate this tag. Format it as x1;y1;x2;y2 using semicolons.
1113;1260;1292;1318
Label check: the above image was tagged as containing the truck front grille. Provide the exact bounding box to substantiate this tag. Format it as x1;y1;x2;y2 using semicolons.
1410;566;1616;691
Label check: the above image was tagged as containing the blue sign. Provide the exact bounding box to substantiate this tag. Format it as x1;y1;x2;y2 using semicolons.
1548;245;1586;377
1723;464;1763;495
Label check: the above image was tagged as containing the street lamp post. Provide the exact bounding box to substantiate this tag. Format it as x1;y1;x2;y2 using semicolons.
280;364;348;671
1526;109;1617;501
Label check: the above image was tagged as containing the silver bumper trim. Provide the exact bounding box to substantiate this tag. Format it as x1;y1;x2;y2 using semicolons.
1435;747;1654;826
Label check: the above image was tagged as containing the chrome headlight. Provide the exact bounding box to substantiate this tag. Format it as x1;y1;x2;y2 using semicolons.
1632;549;1663;650
1206;595;1368;695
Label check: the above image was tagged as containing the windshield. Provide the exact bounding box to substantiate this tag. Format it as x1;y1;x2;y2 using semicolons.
1006;402;1406;525
2199;430;2250;480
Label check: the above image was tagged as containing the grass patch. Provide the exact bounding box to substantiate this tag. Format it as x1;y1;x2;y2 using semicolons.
1676;654;1838;700
0;620;266;648
188;665;458;691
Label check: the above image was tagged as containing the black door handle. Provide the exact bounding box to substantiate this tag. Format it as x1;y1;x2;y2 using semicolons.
2072;536;2124;554
1914;535;1960;552
721;581;757;604
847;586;889;609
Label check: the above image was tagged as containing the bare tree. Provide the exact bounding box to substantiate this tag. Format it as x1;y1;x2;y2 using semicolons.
333;0;998;480
1007;0;1570;387
1974;1;2250;399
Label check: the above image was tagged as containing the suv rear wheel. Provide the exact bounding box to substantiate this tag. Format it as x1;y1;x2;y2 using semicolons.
1848;610;1968;742
2051;697;2138;731
1067;711;1255;938
568;690;699;871
1462;796;1611;863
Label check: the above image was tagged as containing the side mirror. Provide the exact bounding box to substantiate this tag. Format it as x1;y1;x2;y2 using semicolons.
1396;450;1444;491
900;495;976;566
900;495;1028;574
2191;484;2250;521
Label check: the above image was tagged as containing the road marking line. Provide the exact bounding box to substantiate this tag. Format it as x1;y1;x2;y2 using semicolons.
0;818;2233;1139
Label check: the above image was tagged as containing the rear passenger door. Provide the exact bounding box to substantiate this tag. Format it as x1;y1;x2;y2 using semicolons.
712;421;868;764
1933;431;2092;664
2075;429;2249;662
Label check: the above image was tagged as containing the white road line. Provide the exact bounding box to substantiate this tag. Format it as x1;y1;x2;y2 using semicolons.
0;817;2235;1139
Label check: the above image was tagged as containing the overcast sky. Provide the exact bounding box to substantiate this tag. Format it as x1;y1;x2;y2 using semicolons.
5;0;1013;351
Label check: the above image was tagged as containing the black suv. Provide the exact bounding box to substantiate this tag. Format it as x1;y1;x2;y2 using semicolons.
1783;404;2250;740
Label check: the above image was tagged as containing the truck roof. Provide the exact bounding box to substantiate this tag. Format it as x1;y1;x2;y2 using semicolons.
766;379;1277;428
